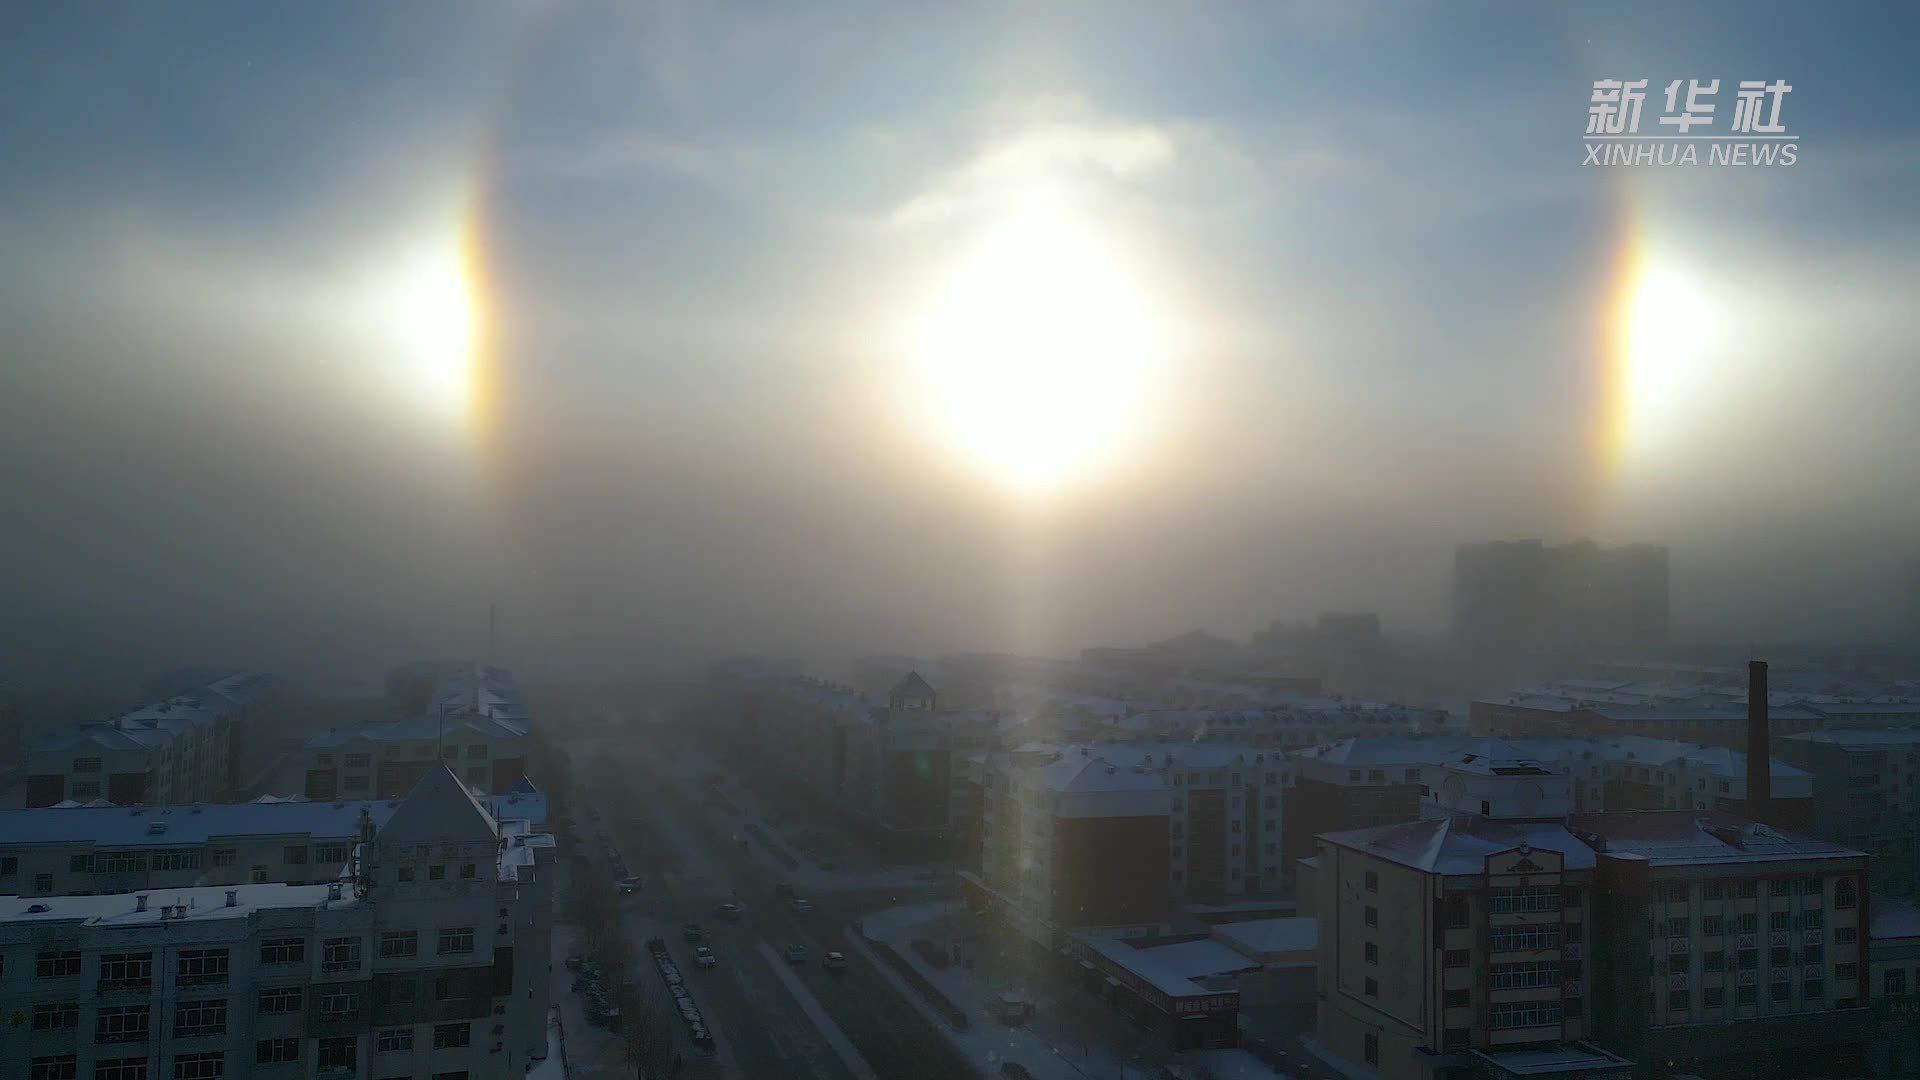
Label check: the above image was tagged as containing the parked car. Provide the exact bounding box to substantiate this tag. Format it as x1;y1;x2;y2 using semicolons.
784;943;808;964
789;898;814;914
681;923;704;943
693;946;716;969
564;955;584;972
824;951;848;972
715;901;744;920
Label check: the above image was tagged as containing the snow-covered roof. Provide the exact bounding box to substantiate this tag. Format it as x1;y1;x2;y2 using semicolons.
1320;817;1598;875
1213;917;1317;957
0;882;351;927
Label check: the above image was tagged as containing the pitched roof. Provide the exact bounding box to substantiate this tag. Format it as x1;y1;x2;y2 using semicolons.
375;765;498;848
891;671;937;702
1319;817;1597;874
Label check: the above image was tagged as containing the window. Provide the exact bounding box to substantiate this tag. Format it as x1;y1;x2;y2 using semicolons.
377;1028;414;1053
94;1059;149;1080
1704;986;1725;1007
36;873;54;891
380;930;418;958
1836;961;1857;979
1443;1028;1471;1049
74;757;102;773
34;1002;80;1030
346;753;371;768
255;1039;299;1065
398;867;416;882
1771;982;1791;1003
1565;922;1583;944
99;952;153;990
173;998;226;1038
433;1022;471;1049
38;950;82;978
317;1037;356;1069
1770;879;1792;896
320;991;359;1022
283;845;309;865
1490;925;1560;952
1736;913;1759;933
1363;906;1377;928
1364;942;1378;964
1704;951;1725;973
1739;948;1758;970
1488;961;1559;990
1770;912;1791;932
1836;926;1858;944
314;844;351;865
259;937;304;965
460;863;477;879
1806;944;1824;964
322;937;362;972
31;1058;77;1080
1737;984;1758;1005
1667;916;1691;938
170;1053;223;1080
174;948;228;987
150;850;199;871
1771;946;1792;966
468;743;489;759
1656;882;1689;902
1489;1002;1562;1029
1445;895;1469;928
1799;876;1823;895
1703;882;1724;900
1703;915;1724;935
1488;885;1559;913
1444;987;1470;1008
1805;979;1825;1000
0;855;14;876
437;926;476;955
429;864;447;881
1735;881;1759;899
1364;976;1378;997
72;781;101;798
1668;989;1689;1011
1800;910;1824;930
1363;1032;1379;1066
1443;949;1470;969
1836;878;1858;908
95;1005;150;1043
1364;870;1378;892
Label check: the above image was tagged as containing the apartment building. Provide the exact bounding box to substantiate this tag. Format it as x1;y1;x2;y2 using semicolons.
25;674;276;808
1777;730;1920;889
1869;898;1920;1075
300;715;528;800
1314;810;1876;1080
0;765;556;1080
0;784;546;897
972;744;1171;942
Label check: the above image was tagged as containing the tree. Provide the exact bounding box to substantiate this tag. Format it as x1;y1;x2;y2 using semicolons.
619;983;678;1080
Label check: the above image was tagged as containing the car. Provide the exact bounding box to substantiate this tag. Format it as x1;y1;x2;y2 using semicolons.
564;955;585;972
693;946;716;968
1000;1064;1032;1080
773;882;796;899
618;877;641;894
681;923;704;943
715;901;743;920
824;951;848;971
789;898;814;914
784;943;808;964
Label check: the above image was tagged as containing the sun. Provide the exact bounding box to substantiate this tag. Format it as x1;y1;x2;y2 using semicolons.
1621;256;1722;456
388;242;479;418
907;208;1169;496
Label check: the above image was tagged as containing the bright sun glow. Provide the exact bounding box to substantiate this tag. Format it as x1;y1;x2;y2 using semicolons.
356;221;481;422
1623;257;1722;455
908;208;1169;495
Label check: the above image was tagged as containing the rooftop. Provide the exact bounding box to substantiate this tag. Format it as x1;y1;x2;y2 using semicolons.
1567;811;1865;867
1466;1043;1633;1077
1781;728;1920;747
1212;917;1317;958
1079;935;1260;999
0;881;351;927
1319;817;1598;875
1872;898;1920;941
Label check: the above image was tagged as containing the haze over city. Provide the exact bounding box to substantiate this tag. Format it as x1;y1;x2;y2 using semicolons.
4;1;1918;686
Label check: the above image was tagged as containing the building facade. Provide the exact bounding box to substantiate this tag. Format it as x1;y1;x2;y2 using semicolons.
0;766;555;1080
25;674;276;808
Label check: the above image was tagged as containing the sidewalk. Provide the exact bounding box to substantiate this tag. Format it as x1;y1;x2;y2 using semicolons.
859;902;1163;1080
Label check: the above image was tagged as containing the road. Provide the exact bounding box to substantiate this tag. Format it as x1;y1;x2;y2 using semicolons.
586;743;978;1080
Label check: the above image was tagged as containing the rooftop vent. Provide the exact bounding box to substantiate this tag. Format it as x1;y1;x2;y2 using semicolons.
135;894;149;912
146;822;167;835
327;883;343;901
224;889;238;908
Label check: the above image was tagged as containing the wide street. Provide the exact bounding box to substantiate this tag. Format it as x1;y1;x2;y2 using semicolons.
578;736;979;1080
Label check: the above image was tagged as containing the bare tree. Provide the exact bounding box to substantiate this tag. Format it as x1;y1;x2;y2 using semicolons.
619;982;679;1079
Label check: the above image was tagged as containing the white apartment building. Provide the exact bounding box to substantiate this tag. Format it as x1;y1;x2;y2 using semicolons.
0;785;546;897
26;674;276;808
0;766;556;1080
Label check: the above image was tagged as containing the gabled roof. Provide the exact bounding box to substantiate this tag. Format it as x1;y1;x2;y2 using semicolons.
890;671;937;703
375;765;498;848
1320;817;1597;874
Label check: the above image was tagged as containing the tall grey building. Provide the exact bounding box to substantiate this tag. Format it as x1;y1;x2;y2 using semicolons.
1453;539;1669;661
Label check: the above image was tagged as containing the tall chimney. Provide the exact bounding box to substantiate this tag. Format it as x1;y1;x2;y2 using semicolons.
1747;660;1770;821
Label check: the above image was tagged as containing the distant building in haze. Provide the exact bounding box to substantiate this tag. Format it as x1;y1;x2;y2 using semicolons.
1452;539;1669;664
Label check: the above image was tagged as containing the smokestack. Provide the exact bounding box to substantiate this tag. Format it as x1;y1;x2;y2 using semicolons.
1747;660;1770;821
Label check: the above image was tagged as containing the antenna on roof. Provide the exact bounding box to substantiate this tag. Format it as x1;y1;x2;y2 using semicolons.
487;603;498;668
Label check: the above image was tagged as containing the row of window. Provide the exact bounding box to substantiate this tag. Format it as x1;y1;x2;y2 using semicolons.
29;1054;476;1080
316;744;492;767
1653;877;1857;905
1672;946;1845;972
1663;910;1835;936
21;929;475;985
1661;981;1829;1010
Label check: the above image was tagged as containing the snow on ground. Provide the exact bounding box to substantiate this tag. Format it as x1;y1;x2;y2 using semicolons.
526;1007;567;1080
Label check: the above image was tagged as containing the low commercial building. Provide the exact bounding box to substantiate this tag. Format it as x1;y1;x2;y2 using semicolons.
25;673;277;807
0;765;556;1080
0;783;545;896
1068;933;1256;1049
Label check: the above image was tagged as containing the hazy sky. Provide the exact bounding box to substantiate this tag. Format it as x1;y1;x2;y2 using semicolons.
3;1;1917;681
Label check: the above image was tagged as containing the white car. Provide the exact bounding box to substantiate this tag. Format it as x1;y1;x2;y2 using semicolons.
693;946;716;969
824;951;848;972
789;898;814;914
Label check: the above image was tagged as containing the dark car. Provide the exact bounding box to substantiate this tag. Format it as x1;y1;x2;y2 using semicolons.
715;902;743;920
681;923;704;943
